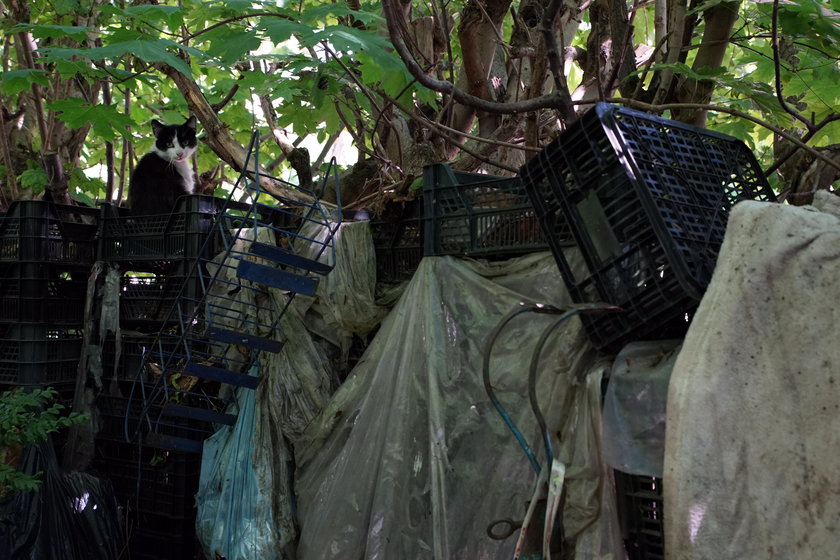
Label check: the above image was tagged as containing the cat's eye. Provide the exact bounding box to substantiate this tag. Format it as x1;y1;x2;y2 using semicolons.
166;143;174;148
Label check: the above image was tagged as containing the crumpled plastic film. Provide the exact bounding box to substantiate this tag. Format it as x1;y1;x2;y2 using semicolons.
302;220;388;338
196;220;384;559
196;367;291;559
602;340;682;477
295;256;625;560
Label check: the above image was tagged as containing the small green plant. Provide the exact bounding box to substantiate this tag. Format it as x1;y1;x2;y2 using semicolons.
0;387;88;500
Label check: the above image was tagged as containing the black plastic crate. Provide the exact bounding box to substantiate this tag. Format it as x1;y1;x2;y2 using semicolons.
92;438;201;518
0;200;98;265
370;199;424;283
520;103;776;352
98;195;224;267
119;271;201;326
94;380;219;443
423;163;554;257
0;263;88;324
615;471;664;560
0;325;83;385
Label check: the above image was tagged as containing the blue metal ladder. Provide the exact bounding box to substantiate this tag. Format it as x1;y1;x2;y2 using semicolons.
125;132;341;453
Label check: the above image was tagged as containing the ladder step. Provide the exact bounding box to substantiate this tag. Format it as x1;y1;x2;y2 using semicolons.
162;403;237;426
249;242;333;275
207;327;283;353
145;432;204;454
237;259;318;296
184;362;260;389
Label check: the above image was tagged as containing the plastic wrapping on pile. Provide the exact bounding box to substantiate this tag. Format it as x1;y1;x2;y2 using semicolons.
601;340;681;478
195;366;290;559
294;254;624;560
665;194;840;559
196;220;386;559
0;440;124;559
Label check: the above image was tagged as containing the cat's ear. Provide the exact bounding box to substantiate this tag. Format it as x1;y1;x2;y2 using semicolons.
184;116;197;131
151;120;164;135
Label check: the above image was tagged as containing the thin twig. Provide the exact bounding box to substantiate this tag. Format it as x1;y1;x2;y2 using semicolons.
771;0;813;131
383;92;519;173
382;0;568;115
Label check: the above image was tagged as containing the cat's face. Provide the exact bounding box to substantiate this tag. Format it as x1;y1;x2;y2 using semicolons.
150;116;198;163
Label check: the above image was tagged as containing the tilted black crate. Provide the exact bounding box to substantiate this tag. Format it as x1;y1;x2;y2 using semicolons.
423;163;556;257
0;263;87;325
0;325;83;386
615;471;664;560
370;199;424;283
98;195;224;267
0;200;98;265
520;103;776;352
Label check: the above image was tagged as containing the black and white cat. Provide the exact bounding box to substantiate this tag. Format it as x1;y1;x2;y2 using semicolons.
127;116;198;215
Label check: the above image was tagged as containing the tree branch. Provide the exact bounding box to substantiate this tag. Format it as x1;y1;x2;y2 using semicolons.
382;0;567;115
540;0;577;122
771;0;813;131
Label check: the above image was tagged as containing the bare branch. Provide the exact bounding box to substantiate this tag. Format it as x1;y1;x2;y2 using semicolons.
771;0;813;131
540;0;577;122
382;0;567;115
382;92;519;173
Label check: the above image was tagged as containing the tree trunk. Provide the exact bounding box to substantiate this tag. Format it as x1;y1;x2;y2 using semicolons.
671;1;741;126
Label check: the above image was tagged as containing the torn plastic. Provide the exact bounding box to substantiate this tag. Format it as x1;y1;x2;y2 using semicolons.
294;255;624;559
195;366;280;559
0;440;123;560
601;340;681;477
195;220;384;558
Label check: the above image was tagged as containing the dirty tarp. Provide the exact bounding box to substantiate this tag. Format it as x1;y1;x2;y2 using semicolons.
195;220;387;559
294;253;624;560
665;193;840;559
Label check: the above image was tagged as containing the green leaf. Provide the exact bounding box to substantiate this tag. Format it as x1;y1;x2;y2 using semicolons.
39;39;194;77
123;4;184;27
54;0;80;16
298;4;383;26
202;26;261;64
11;23;90;43
259;18;312;44
0;69;50;95
46;99;135;142
18;167;48;192
308;26;393;53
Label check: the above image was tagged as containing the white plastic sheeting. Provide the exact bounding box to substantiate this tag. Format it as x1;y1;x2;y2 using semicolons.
665;194;840;559
294;254;624;560
602;340;681;478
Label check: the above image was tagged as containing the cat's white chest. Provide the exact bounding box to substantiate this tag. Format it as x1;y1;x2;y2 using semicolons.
173;160;195;194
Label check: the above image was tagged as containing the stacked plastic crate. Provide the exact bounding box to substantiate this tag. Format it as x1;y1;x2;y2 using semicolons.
520;102;777;353
0;200;99;401
94;195;224;560
615;472;664;560
371;163;562;283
